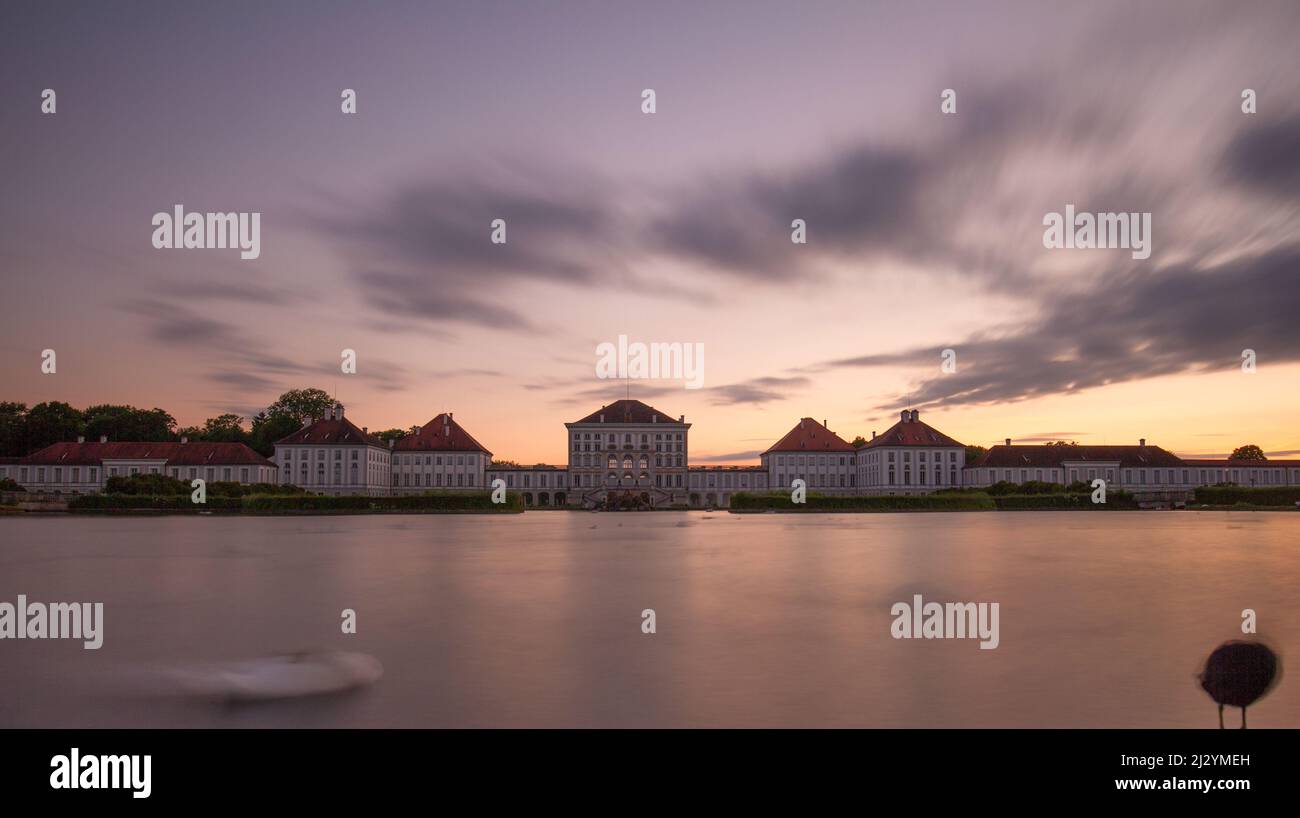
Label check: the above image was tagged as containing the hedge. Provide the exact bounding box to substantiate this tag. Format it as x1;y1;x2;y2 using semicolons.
241;492;521;512
102;474;302;497
69;494;243;511
728;490;1139;512
1193;486;1300;507
992;492;1137;510
729;492;996;511
69;491;522;513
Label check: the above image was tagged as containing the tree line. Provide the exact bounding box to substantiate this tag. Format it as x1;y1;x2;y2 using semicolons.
0;388;415;458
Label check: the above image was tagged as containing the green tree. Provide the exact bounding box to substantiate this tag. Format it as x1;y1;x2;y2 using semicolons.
0;401;28;457
250;411;302;456
25;401;85;452
375;428;408;445
849;435;867;448
964;445;987;465
1230;444;1267;461
264;388;335;424
82;404;176;442
201;413;249;443
248;389;335;455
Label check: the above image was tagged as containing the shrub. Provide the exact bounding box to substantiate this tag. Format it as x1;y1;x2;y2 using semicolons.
1194;486;1300;507
206;481;305;497
241;491;522;513
992;492;1137;510
104;473;191;495
0;477;26;492
729;491;995;511
69;494;242;511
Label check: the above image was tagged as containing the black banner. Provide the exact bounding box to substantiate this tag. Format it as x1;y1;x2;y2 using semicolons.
2;728;1282;806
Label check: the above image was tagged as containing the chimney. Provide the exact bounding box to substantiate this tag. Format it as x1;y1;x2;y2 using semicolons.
872;431;877;440
449;412;453;420
1139;438;1146;447
679;415;685;423
1005;438;1011;446
389;439;395;449
100;435;108;443
910;410;919;422
823;419;828;428
336;403;344;418
77;435;85;443
362;427;368;435
180;436;188;444
800;419;805;429
901;410;910;422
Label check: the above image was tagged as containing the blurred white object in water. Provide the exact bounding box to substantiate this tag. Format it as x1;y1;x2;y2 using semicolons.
170;650;382;702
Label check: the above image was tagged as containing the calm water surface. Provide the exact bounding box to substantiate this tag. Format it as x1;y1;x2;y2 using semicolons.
1;511;1297;727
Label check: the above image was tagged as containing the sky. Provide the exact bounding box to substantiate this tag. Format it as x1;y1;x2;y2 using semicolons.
2;0;1299;464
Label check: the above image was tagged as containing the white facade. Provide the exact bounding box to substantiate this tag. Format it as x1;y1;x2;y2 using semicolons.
392;448;489;492
9;437;277;494
564;401;691;507
485;465;571;506
274;404;391;496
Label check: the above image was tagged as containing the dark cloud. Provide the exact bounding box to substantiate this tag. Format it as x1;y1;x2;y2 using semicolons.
823;246;1300;410
1223;114;1300;197
329;171;619;286
121;297;413;396
706;376;811;405
124;299;235;344
208;370;282;392
353;270;541;333
691;450;765;463
158;280;290;305
650;146;921;280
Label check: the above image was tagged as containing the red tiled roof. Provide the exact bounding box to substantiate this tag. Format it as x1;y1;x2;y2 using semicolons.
764;418;854;454
688;465;766;472
1182;459;1300;467
973;444;1185;469
860;413;964;449
274;416;382;447
23;441;180;465
166;442;276;467
394;413;492;455
571;400;683;425
22;441;274;467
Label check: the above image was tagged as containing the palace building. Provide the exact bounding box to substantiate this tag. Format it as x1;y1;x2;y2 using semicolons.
5;438;277;494
967;440;1300;492
273;403;390;496
6;397;1299;506
392;412;492;493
